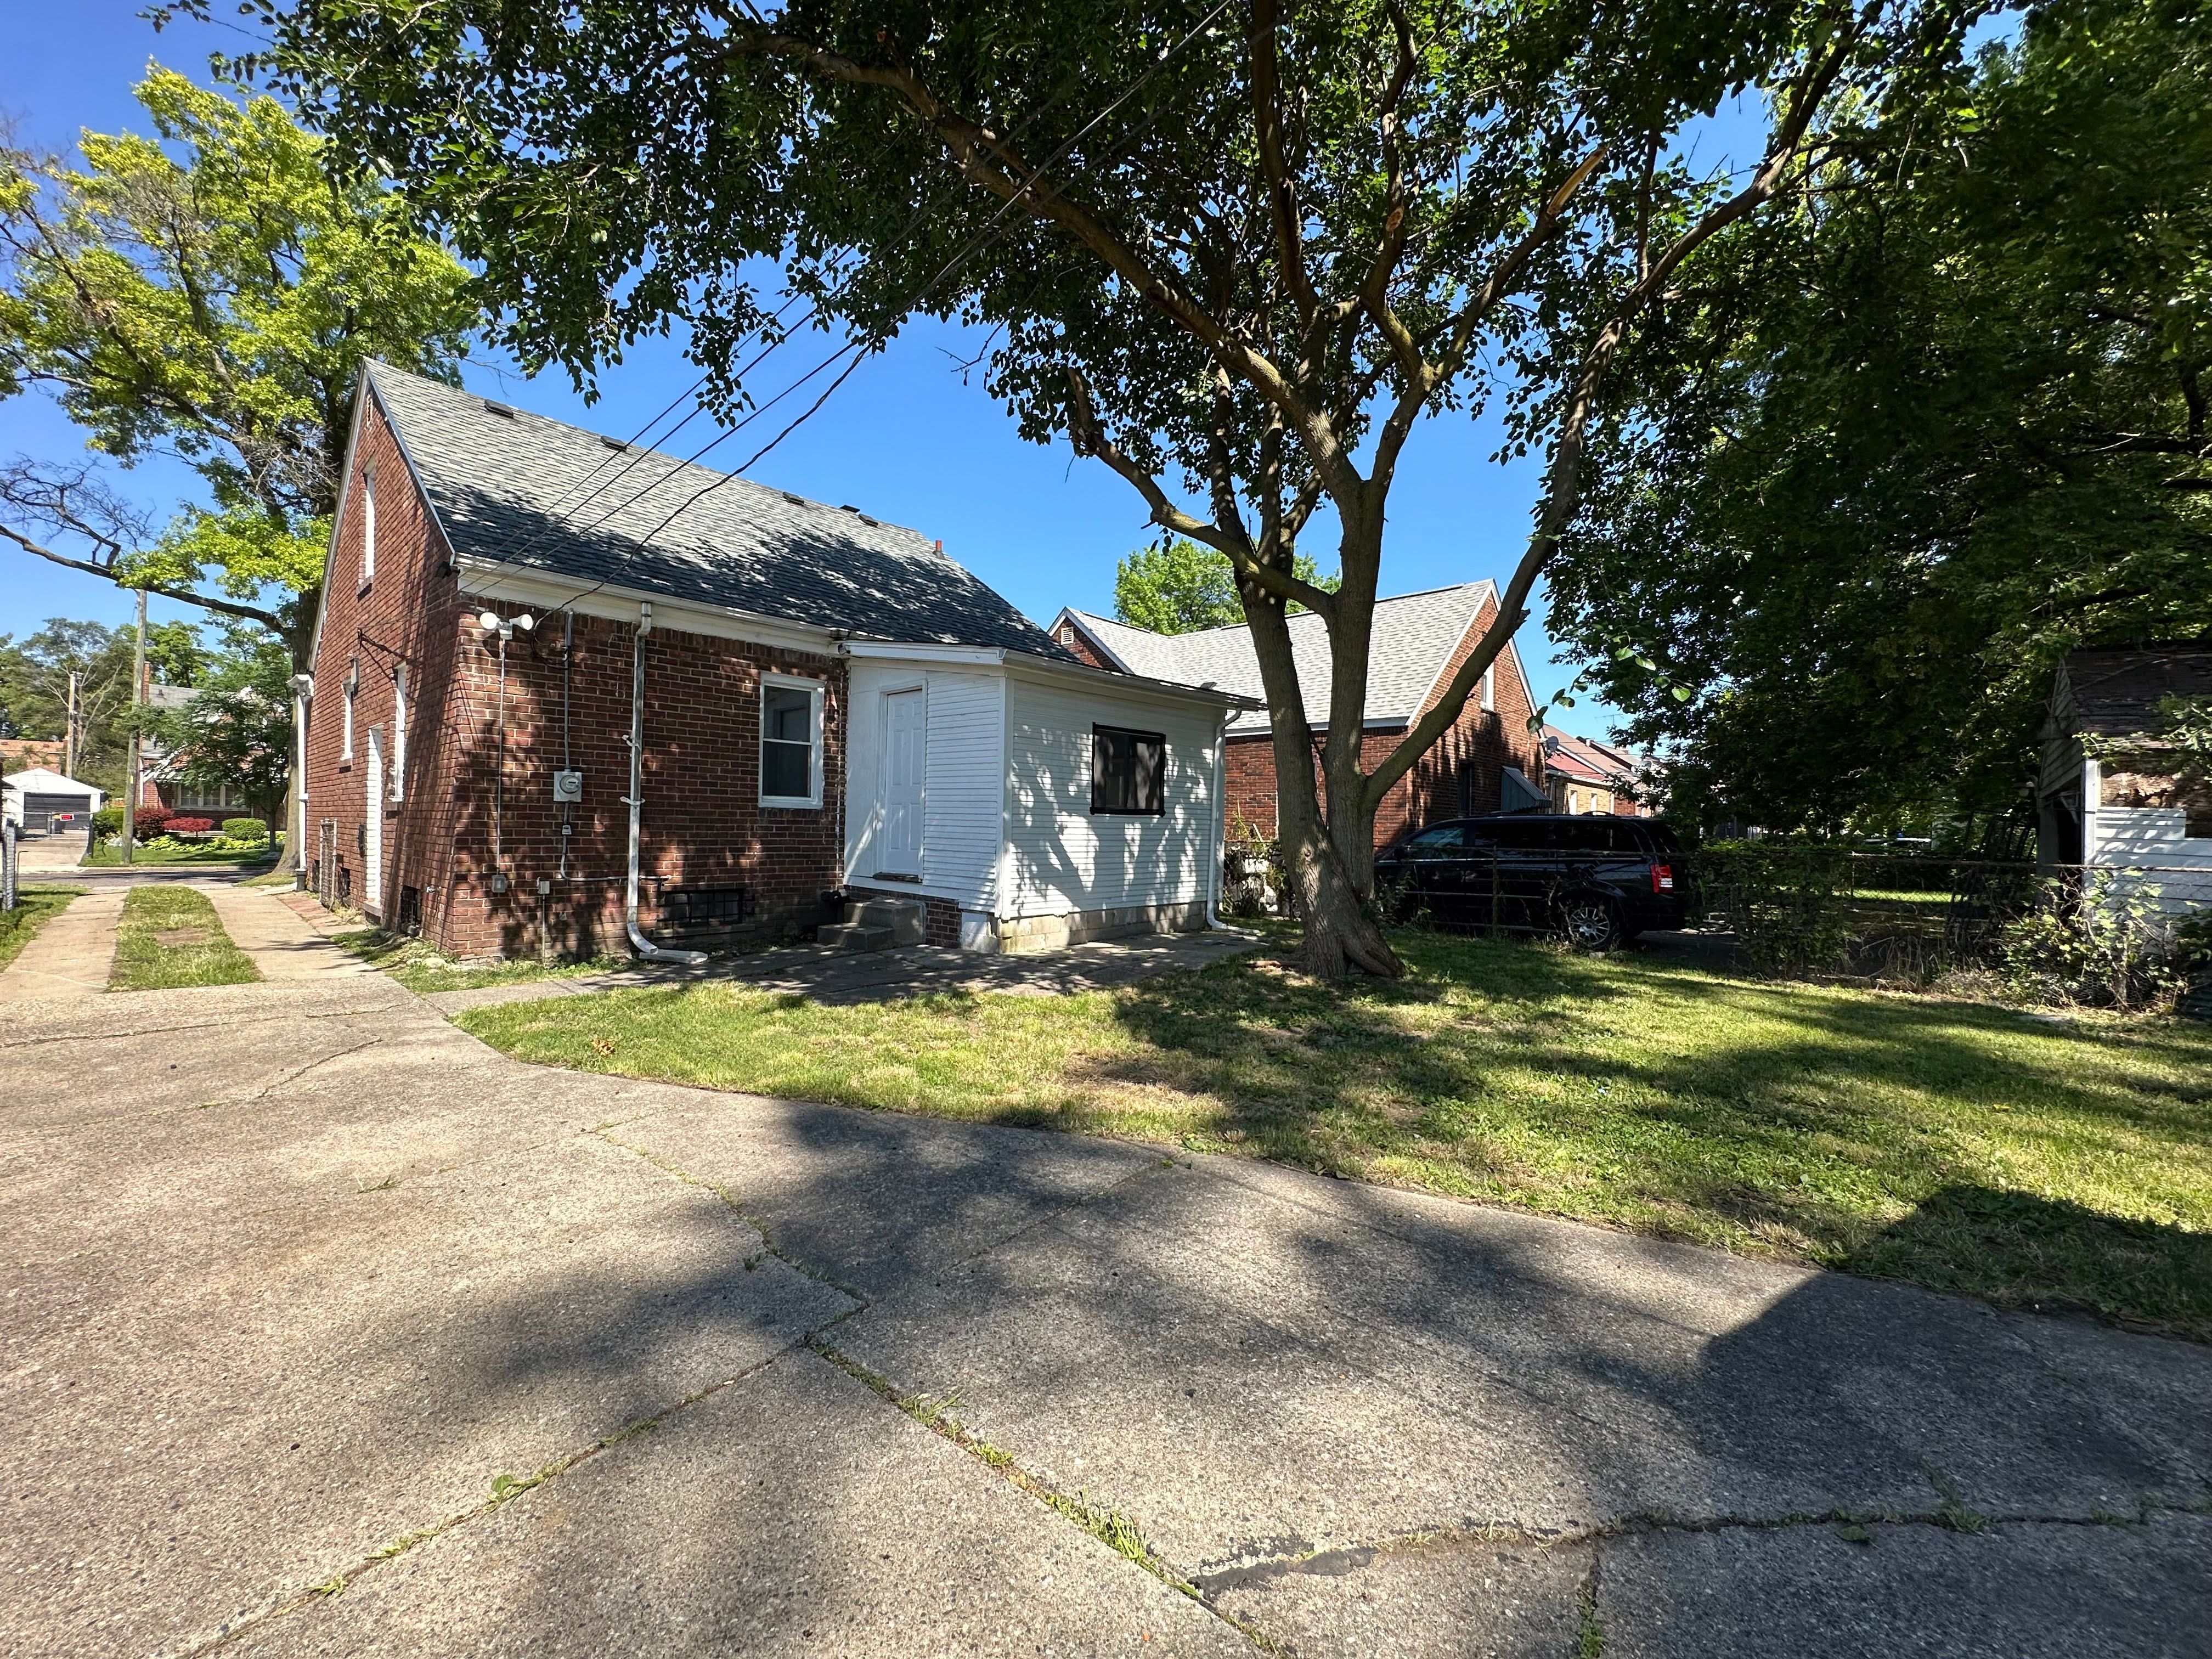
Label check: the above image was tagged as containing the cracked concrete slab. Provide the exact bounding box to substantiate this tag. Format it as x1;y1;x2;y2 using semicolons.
832;1155;2210;1575
1203;1533;1585;1658
226;1352;1249;1659
1596;1513;2212;1658
613;1093;1171;1301
2;994;853;1659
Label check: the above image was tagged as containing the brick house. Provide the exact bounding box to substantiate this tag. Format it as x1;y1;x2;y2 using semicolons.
1047;584;1548;851
1540;726;1654;817
301;365;1249;961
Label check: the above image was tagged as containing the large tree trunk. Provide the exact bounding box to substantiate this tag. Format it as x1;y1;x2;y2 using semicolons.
1245;575;1402;979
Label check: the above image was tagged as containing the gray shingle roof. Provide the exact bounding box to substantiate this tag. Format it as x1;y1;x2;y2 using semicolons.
1065;583;1495;731
2060;646;2212;738
368;364;1071;658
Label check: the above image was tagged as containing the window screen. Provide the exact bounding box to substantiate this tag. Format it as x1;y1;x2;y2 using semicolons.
1091;725;1165;815
761;684;818;803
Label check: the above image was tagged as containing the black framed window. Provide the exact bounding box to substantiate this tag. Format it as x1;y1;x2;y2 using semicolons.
1091;724;1165;815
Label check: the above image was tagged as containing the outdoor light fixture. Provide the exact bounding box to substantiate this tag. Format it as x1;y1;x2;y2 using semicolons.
477;610;536;638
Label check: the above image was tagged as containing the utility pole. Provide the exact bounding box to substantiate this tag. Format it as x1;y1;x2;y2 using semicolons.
121;588;146;865
64;671;80;780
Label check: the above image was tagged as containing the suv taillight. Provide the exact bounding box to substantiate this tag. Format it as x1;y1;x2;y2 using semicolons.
1651;862;1674;893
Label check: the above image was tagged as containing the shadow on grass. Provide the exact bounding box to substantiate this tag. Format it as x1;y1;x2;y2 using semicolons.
1845;1183;2212;1339
1097;926;2212;1335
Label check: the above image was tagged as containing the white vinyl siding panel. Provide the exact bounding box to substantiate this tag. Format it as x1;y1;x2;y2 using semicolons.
842;661;1006;910
1002;678;1219;917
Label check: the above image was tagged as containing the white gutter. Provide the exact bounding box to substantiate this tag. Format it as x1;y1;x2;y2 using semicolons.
622;605;707;966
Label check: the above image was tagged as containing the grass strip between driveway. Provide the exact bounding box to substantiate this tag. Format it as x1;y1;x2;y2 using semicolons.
455;927;2212;1339
109;885;261;991
0;885;86;971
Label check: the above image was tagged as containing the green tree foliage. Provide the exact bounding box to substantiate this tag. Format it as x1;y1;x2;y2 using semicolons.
0;619;134;787
1114;538;1334;633
218;0;1972;973
1549;0;2212;831
144;629;295;828
0;68;475;664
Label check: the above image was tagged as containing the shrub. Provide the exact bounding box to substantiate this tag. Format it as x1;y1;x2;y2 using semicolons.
89;804;126;837
135;805;174;835
168;817;217;835
222;817;269;841
1998;874;2188;1012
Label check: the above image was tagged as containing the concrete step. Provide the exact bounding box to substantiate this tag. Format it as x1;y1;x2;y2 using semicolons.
816;921;896;953
845;897;926;946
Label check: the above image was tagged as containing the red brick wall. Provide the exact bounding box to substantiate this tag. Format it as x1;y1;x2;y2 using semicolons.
306;393;848;961
1054;619;1115;670
1222;595;1546;850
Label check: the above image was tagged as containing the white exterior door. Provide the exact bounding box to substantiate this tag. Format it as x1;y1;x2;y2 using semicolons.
364;726;385;915
881;690;925;876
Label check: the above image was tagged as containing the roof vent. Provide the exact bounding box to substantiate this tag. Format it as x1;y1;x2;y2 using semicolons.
839;504;860;514
483;399;518;418
600;434;628;452
782;492;807;506
857;514;878;527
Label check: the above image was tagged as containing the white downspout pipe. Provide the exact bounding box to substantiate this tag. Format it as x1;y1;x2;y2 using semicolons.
1206;706;1229;929
290;673;313;890
624;605;707;966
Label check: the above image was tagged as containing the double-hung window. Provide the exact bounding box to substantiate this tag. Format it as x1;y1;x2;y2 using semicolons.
1090;724;1165;815
760;675;823;808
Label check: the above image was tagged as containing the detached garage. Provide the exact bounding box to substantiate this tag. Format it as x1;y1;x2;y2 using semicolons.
3;767;104;835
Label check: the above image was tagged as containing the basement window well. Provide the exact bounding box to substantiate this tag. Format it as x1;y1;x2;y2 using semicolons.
761;676;823;808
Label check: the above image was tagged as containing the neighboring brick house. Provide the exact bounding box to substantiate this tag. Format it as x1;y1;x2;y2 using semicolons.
1541;726;1654;817
1047;584;1547;851
301;365;1245;961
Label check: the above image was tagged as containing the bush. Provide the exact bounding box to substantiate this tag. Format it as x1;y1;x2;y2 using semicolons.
168;817;216;835
89;804;125;838
1998;874;2188;1012
222;817;269;840
135;805;174;836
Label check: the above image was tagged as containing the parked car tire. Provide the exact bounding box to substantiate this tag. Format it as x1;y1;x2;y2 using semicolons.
1558;893;1624;952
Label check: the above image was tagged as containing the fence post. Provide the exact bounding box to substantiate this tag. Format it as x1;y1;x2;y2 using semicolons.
2;817;15;912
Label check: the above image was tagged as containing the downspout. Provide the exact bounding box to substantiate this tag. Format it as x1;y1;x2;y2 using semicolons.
289;673;314;890
1206;704;1229;929
623;604;707;965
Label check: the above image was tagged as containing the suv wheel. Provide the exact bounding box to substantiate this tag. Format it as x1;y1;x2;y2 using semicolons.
1559;894;1623;952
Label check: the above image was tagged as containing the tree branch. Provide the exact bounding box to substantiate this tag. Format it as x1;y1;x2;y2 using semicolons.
1363;21;1860;810
0;523;287;632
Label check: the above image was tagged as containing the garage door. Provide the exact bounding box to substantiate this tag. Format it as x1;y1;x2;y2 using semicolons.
21;791;94;832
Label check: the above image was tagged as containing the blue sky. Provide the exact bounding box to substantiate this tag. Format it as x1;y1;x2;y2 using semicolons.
0;1;1750;736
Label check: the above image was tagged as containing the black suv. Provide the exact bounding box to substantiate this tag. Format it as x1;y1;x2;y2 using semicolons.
1375;814;1687;950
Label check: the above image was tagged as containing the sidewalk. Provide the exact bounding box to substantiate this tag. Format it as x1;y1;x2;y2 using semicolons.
0;887;123;1002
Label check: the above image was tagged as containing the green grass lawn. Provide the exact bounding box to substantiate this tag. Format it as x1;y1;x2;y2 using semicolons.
458;927;2212;1338
109;885;261;990
0;886;87;970
81;836;283;868
332;928;634;994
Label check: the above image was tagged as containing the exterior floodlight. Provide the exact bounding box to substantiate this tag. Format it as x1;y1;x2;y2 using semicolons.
478;610;501;631
513;613;536;633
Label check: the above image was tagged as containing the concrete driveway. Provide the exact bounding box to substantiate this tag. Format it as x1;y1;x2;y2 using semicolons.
2;888;2205;1658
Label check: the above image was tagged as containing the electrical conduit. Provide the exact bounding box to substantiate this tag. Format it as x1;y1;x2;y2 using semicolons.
624;604;707;966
